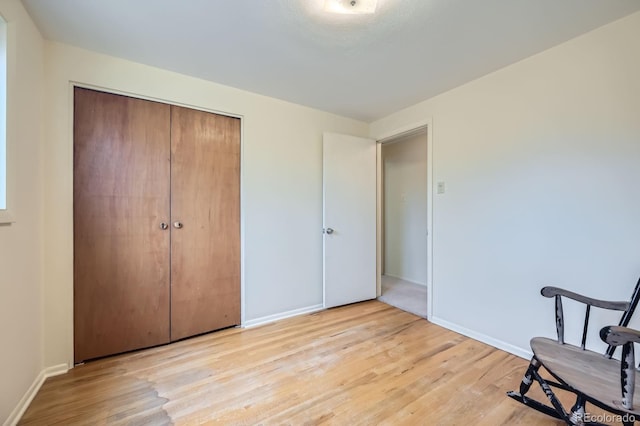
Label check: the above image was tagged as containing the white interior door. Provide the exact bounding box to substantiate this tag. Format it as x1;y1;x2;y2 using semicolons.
323;132;377;308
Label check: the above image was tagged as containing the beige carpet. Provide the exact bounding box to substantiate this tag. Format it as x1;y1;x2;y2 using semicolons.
378;275;427;318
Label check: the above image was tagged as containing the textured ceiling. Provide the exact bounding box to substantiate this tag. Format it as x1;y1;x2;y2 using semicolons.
22;0;640;122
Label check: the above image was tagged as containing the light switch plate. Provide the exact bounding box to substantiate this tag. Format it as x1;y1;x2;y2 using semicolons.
437;182;445;194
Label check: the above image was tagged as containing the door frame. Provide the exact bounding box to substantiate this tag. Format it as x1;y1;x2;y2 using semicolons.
375;119;433;320
67;82;245;367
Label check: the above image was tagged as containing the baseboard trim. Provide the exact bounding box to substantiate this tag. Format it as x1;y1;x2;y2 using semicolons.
243;304;325;328
383;273;427;287
3;364;68;426
430;316;532;360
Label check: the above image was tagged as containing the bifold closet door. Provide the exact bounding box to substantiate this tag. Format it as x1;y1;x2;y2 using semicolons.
74;88;171;362
170;106;241;341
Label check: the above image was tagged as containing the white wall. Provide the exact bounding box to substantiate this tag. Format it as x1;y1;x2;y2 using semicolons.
42;42;368;368
371;11;640;356
382;133;428;285
0;0;44;423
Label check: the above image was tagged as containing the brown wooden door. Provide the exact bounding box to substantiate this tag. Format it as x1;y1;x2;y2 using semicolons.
74;88;171;362
170;106;241;341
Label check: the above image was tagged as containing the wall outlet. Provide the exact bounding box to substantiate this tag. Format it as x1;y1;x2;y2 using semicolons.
437;182;445;194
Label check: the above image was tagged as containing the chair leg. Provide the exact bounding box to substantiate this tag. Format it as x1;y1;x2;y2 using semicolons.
507;357;565;420
569;394;585;425
530;366;572;423
519;356;541;398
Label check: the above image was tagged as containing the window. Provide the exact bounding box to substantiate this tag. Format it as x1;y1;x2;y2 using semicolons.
0;16;7;215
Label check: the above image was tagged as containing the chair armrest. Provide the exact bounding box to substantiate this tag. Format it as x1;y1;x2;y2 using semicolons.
600;325;638;410
600;325;640;346
541;286;630;311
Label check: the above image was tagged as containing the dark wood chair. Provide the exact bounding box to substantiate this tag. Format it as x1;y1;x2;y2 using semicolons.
507;278;640;425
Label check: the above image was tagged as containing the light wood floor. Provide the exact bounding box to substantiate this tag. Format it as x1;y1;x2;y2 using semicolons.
21;301;606;425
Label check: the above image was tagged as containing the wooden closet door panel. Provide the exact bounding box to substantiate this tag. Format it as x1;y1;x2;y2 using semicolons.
170;106;240;341
74;88;171;362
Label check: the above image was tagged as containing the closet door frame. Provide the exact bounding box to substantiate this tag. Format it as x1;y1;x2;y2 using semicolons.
70;83;245;364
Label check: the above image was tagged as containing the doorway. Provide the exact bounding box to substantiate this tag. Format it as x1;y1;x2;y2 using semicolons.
377;127;428;318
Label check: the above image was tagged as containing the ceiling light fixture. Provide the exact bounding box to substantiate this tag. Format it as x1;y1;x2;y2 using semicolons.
324;0;378;15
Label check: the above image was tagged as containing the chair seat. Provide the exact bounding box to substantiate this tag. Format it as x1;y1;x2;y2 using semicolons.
531;337;640;415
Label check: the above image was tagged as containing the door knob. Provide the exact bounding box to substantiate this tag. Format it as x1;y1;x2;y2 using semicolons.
325;228;334;234
173;221;183;229
160;222;169;230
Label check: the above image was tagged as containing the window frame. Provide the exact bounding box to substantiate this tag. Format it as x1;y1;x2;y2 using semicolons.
0;15;14;224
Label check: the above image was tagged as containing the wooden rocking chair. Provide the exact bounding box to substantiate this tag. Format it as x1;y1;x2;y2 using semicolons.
507;278;640;425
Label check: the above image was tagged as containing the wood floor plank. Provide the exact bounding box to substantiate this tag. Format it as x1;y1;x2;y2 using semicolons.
18;301;621;425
